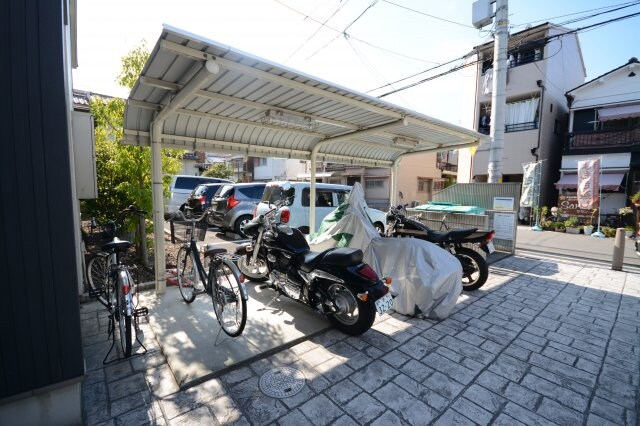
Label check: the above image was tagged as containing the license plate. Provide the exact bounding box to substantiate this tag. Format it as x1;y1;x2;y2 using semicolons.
486;241;495;253
374;293;393;315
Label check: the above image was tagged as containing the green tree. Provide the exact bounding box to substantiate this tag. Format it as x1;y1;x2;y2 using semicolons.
203;163;233;180
82;42;183;258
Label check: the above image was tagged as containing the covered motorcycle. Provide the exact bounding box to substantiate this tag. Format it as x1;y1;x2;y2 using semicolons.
306;183;462;319
386;204;494;291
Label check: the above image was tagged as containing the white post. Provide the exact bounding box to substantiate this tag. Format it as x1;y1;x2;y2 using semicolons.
531;160;543;231
487;0;508;183
151;120;166;294
592;156;605;238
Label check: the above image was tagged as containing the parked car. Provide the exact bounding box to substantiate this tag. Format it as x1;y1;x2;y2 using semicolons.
164;175;232;213
186;183;227;226
209;182;267;237
255;181;387;234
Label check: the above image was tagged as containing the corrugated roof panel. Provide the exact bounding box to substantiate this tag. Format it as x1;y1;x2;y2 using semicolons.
123;25;485;165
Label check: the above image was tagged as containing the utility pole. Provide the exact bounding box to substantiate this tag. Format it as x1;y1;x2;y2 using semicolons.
487;0;508;183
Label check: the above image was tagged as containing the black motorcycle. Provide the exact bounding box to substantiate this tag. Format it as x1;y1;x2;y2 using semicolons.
385;204;495;291
236;185;393;335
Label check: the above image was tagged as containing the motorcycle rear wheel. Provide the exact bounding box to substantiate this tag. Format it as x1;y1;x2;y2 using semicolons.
326;283;376;336
455;247;488;291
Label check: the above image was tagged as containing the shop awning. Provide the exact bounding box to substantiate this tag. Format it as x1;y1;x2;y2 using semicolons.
554;173;625;190
296;172;334;179
598;104;640;121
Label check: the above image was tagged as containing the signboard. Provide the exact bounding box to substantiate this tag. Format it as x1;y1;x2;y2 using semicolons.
493;212;515;240
557;194;595;221
493;197;514;211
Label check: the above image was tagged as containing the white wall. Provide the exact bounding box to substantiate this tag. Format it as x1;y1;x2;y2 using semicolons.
569;64;640;109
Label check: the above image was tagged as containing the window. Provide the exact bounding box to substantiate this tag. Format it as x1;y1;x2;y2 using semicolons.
365;179;384;189
302;189;335;207
505;97;539;132
417;178;431;193
433;180;445;191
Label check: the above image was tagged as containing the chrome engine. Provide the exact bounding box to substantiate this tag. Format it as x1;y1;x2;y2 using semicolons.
269;270;301;299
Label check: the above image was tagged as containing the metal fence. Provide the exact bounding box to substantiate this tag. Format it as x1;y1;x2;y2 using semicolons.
406;208;517;255
405;182;522;256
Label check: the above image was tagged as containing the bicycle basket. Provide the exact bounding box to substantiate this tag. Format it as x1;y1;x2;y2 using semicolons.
170;220;208;244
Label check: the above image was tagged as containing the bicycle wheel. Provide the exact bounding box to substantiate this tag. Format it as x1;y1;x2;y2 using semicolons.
116;277;132;357
211;258;246;337
176;246;197;303
87;254;109;291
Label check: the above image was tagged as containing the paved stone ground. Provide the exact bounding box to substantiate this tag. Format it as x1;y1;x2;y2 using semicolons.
80;254;640;425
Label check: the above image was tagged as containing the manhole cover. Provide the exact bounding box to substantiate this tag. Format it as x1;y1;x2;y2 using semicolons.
259;367;306;398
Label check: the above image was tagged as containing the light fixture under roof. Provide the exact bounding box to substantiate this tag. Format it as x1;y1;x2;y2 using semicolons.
262;110;317;131
392;136;419;148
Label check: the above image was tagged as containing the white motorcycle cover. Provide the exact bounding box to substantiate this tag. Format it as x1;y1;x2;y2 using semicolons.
307;183;462;319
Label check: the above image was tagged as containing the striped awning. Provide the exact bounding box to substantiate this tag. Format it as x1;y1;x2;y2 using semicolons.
555;173;625;190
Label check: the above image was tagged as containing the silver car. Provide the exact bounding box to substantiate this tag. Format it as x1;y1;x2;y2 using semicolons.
209;183;267;237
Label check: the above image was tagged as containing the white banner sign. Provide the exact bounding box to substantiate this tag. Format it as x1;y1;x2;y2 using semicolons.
577;159;600;209
520;162;539;207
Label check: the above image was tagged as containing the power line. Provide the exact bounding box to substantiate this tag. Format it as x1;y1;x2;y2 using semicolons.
273;0;441;65
374;10;640;98
366;52;474;93
381;0;474;29
511;0;640;27
283;0;353;63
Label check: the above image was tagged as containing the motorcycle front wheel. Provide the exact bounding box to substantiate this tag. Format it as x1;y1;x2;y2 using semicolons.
455;247;489;291
237;254;269;282
326;283;376;336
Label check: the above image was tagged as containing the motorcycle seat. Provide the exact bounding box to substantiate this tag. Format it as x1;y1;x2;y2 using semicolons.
299;248;363;273
427;227;477;242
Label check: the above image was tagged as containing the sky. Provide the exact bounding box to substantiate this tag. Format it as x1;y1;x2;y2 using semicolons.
73;0;640;128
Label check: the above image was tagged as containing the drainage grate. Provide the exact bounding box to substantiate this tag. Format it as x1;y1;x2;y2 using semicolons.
259;366;306;398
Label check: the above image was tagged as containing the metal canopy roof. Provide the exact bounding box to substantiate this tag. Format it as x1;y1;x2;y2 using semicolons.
123;25;485;167
124;25;487;295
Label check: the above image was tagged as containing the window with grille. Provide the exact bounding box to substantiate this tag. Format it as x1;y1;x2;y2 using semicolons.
417;178;431;192
365;179;384;189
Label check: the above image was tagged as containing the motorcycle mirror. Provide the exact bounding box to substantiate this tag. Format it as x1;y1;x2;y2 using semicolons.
280;182;294;204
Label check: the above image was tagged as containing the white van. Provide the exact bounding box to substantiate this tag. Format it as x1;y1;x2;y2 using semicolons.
165;175;232;212
255;181;386;234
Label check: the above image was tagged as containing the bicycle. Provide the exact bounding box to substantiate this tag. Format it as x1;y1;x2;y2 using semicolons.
170;210;248;338
87;205;149;362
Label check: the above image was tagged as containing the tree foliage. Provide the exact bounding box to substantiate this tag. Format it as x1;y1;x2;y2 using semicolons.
82;42;183;230
203;163;233;180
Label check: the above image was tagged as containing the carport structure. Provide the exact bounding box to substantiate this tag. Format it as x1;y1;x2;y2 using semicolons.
122;26;487;294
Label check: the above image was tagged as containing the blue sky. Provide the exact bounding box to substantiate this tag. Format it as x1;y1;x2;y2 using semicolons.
73;0;639;127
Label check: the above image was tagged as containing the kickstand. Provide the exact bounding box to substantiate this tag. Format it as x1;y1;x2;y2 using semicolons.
213;326;230;346
259;293;281;311
102;314;147;365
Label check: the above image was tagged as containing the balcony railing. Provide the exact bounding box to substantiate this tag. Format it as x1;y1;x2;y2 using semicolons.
566;127;640;150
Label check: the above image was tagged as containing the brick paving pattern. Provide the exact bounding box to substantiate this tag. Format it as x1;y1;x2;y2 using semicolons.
80;255;640;425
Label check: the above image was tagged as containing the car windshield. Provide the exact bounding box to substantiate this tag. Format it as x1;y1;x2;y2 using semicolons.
261;185;292;204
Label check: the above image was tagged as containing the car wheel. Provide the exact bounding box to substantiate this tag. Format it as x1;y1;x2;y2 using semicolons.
234;215;253;238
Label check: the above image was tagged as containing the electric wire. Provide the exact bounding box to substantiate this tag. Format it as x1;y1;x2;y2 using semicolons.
380;0;475;29
511;0;640;27
283;0;353;63
373;10;640;98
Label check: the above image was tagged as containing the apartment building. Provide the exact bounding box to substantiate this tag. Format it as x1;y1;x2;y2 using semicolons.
459;23;586;207
559;57;640;217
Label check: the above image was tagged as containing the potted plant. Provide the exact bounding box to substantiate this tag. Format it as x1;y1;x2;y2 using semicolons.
565;216;580;234
583;208;597;235
630;192;640;207
625;225;635;238
553;221;565;232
